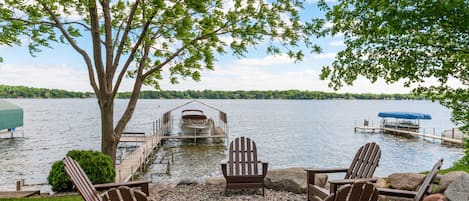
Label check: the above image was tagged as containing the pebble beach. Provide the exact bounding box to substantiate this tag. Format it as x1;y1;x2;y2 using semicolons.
151;184;306;201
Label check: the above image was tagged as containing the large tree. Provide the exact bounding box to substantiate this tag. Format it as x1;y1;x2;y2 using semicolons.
0;0;325;163
320;1;468;143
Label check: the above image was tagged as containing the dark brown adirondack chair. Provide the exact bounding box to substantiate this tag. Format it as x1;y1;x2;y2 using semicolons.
63;156;151;201
104;186;155;201
221;136;268;195
305;142;381;201
378;158;443;201
324;181;379;201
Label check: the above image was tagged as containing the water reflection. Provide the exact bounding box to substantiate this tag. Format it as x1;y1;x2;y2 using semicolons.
144;140;226;185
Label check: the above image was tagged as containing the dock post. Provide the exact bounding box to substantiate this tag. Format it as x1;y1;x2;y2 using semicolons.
130;166;133;181
452;128;455;139
433;128;435;143
16;180;24;191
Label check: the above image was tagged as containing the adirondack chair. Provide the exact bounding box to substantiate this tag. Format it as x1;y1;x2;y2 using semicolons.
305;142;381;201
221;136;268;195
104;186;155;201
378;158;443;201
63;156;151;201
323;181;379;201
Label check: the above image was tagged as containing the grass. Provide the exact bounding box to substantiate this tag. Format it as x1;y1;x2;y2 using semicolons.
0;195;82;201
438;165;469;174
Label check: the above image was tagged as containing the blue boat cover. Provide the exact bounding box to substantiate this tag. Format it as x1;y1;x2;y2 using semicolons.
378;112;432;120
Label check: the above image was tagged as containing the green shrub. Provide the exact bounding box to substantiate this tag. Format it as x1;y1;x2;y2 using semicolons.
48;150;115;192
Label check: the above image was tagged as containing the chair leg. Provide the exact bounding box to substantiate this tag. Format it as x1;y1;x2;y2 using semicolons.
262;186;265;196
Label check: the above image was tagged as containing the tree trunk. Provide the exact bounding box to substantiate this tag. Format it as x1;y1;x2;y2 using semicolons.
99;98;118;165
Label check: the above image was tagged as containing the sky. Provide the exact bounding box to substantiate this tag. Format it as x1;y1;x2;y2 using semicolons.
0;0;442;94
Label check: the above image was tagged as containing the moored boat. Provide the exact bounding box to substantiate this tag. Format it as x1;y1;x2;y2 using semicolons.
179;109;213;135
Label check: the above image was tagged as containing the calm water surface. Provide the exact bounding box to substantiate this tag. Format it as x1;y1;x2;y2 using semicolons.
0;99;463;191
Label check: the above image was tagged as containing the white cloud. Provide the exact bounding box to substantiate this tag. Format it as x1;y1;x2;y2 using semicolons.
235;54;296;67
0;63;91;92
329;40;344;47
157;61;414;94
312;52;336;60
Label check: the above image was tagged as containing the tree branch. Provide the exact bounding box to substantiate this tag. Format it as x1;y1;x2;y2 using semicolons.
88;0;107;94
37;1;99;94
111;0;140;76
101;0;114;92
112;12;156;98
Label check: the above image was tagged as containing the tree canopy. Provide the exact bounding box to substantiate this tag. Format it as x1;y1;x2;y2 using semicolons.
0;0;326;162
320;0;469;136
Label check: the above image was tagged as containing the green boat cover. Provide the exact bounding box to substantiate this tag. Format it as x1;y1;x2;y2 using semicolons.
0;100;23;131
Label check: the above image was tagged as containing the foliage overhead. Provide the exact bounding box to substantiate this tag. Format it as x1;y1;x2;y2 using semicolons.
0;0;326;89
0;0;328;161
319;0;469;134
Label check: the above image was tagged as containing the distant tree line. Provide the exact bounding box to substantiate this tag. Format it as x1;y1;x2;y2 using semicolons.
0;85;426;100
0;85;92;98
117;90;426;100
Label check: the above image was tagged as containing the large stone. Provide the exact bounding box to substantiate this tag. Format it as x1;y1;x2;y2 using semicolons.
375;178;390;188
205;176;226;185
444;174;469;201
264;167;327;194
423;193;448;201
438;171;468;193
388;173;426;191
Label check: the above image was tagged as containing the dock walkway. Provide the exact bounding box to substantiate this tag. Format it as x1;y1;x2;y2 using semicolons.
354;125;463;145
116;135;161;182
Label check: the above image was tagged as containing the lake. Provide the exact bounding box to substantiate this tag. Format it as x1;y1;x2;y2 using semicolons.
0;99;463;191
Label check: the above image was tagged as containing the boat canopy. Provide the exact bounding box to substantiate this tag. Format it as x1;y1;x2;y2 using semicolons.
0;100;23;130
378;112;432;120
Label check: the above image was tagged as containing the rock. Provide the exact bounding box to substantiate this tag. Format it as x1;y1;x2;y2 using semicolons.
264;167;327;194
375;178;389;188
205;176;226;185
444;174;469;201
388;173;426;191
439;171;468;193
423;193;448;201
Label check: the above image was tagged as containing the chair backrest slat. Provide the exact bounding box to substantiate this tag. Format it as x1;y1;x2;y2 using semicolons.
63;156;102;201
241;137;246;175
246;137;252;175
326;182;378;201
229;138;234;176
414;159;443;201
346;142;381;179
227;137;260;176
106;186;150;201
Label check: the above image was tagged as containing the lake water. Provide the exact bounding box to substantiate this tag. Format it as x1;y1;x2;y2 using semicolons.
0;99;464;191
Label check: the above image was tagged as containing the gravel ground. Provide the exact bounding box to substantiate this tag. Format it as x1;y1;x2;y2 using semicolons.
151;184;307;201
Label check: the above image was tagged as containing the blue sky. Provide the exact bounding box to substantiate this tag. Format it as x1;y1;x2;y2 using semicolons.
0;0;427;93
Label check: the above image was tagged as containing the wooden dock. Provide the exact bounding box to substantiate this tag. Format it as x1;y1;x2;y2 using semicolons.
116;135;162;182
354;126;382;133
382;127;463;145
0;191;40;198
354;125;463;145
116;127;228;182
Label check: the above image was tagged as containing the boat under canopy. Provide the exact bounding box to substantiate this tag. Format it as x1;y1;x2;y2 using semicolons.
0;100;23;131
378;112;432;120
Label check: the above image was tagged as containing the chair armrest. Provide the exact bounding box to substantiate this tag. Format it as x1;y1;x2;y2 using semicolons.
328;178;377;194
261;162;268;177
377;188;417;198
328;178;378;185
304;168;349;174
221;163;228;178
94;180;150;196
